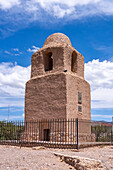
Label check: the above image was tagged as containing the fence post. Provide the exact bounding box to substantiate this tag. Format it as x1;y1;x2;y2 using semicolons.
77;118;79;150
111;125;113;143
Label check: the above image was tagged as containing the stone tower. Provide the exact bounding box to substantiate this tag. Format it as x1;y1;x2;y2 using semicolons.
25;33;91;122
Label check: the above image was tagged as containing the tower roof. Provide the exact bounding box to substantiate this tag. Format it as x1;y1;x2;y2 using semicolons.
43;33;72;47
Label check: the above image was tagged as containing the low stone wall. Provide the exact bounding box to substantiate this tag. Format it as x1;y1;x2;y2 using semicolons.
54;153;105;170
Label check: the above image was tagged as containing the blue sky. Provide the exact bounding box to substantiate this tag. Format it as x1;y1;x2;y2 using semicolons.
0;0;113;121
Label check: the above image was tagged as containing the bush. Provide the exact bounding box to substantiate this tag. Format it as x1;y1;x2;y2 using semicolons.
0;121;24;140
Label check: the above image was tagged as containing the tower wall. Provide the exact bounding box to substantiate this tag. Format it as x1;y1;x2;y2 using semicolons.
66;74;91;120
24;33;91;142
25;33;91;123
25;73;67;121
31;46;65;78
64;47;84;78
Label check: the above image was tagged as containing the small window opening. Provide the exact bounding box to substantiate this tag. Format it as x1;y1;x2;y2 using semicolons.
44;129;50;141
71;51;77;73
44;52;53;72
78;105;82;112
78;92;82;104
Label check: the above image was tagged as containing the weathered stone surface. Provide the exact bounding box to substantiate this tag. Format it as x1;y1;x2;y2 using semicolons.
25;33;91;141
43;33;72;47
25;33;90;120
54;153;105;170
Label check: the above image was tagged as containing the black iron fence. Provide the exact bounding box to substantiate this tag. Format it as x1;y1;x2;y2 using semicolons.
0;119;113;148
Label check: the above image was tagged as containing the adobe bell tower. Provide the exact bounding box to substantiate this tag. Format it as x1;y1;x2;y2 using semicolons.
25;33;91;121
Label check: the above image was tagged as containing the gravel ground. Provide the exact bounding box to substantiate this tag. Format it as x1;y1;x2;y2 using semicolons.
0;145;113;170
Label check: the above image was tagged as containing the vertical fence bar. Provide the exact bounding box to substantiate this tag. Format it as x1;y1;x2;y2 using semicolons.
50;120;51;144
30;121;31;143
99;124;101;142
13;122;15;143
15;121;18;143
14;121;16;143
41;120;42;143
71;119;72;143
27;121;29;143
55;119;56;144
63;119;64;145
26;121;27;143
32;121;33;143
12;121;13;143
65;119;66;145
64;119;66;144
4;121;5;144
18;121;19;144
60;119;61;143
53;119;54;143
20;121;21;144
37;120;38;143
28;121;29;143
9;121;10;142
29;121;30;143
17;121;18;143
39;120;40;142
77;118;79;150
2;121;3;144
10;121;12;143
20;121;22;143
73;118;74;145
111;125;112;143
48;120;49;144
0;121;2;142
68;119;69;145
14;120;18;143
34;120;35;142
48;119;50;145
35;121;37;142
58;119;59;144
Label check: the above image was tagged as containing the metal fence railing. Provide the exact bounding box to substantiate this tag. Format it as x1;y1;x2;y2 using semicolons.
0;119;113;149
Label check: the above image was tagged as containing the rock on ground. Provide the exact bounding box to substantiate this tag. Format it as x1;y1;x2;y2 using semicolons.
0;145;113;169
54;153;105;170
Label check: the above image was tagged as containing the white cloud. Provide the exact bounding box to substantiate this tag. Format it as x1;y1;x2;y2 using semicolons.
4;48;22;56
85;59;113;108
24;0;113;19
32;0;101;8
1;0;113;37
5;51;10;55
0;62;30;107
13;48;19;52
52;5;75;18
0;0;20;10
85;59;113;89
27;46;40;53
91;114;112;119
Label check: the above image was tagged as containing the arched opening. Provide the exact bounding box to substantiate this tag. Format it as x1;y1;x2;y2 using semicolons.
71;51;77;73
44;52;53;72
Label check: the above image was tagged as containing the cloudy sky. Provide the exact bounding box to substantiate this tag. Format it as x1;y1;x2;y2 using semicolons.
0;0;113;121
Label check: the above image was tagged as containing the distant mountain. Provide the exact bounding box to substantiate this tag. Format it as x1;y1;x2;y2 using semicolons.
92;120;112;124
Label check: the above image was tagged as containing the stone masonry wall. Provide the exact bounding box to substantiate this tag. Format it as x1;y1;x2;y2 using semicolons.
25;33;91;142
25;73;67;121
66;74;91;120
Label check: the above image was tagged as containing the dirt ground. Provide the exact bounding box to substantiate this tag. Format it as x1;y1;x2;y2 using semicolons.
0;145;113;170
